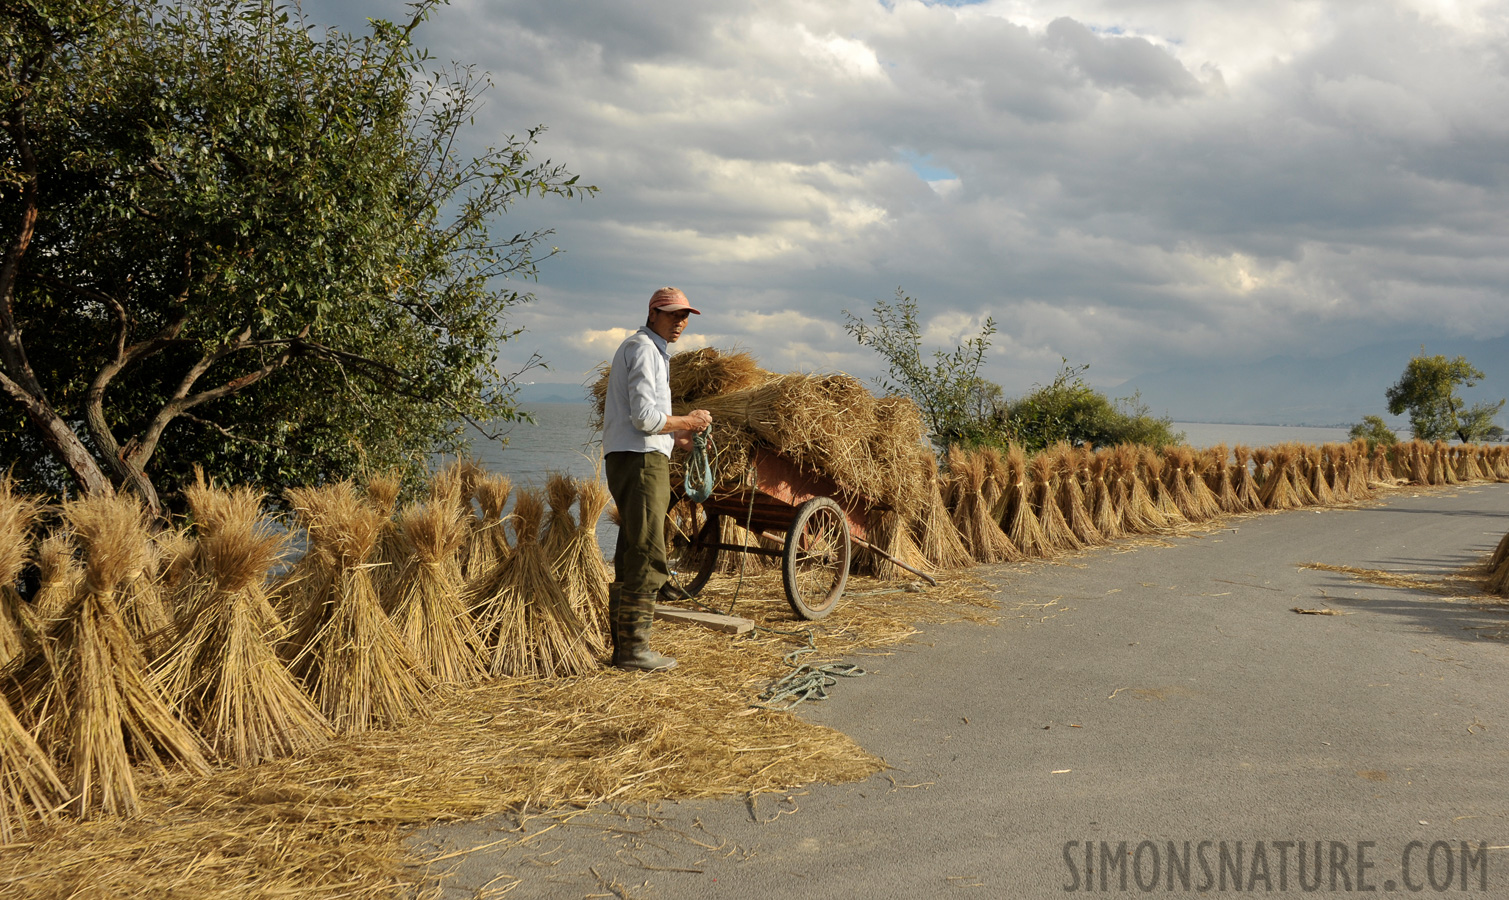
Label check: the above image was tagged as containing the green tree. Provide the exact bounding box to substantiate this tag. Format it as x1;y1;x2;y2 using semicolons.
1001;362;1182;452
0;0;592;514
843;289;1000;448
1384;352;1504;443
1347;415;1400;452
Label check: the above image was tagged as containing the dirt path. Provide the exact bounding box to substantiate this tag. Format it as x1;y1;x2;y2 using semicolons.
412;483;1509;898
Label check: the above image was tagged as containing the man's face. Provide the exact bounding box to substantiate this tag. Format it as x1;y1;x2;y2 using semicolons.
649;308;693;342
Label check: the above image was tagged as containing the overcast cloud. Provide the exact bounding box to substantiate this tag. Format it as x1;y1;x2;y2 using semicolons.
304;0;1509;399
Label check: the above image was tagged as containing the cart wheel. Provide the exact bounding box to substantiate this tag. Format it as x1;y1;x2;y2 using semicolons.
782;497;850;620
667;509;722;598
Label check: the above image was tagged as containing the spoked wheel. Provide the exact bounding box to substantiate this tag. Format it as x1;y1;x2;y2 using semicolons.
666;506;722;599
781;497;851;620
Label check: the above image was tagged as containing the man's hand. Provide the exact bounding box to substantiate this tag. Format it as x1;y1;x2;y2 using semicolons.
663;409;713;435
673;430;696;450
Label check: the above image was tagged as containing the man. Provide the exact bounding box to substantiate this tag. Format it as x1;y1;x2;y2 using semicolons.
602;287;713;671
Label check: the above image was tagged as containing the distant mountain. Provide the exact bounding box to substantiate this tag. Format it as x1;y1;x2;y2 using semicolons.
512;381;591;404
1113;334;1509;427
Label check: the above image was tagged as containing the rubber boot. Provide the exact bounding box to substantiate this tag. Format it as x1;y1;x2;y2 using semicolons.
611;591;678;671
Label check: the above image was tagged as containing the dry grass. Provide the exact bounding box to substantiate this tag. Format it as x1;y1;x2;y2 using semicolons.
0;569;997;899
153;480;331;767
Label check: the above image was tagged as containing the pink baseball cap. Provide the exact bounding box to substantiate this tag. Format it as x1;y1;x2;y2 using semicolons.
648;286;701;315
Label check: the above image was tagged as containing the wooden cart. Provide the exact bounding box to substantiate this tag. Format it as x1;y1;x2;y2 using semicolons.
668;447;934;620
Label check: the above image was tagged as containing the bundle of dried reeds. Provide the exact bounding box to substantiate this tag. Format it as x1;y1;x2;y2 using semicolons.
1000;444;1050;556
1485;532;1509;596
464;473;513;583
0;482;40;666
863;508;934;581
279;485;344;649
1088;451;1124;540
363;471;407;604
1370;443;1395;486
471;490;597;679
1115;445;1164;533
1164;447;1219;522
909;451;974;571
1435;442;1457;485
1259;447;1302;510
1346;440;1373;498
1182;448;1224;520
1054;445;1102;546
388;497;484;686
541;473;578;569
1142;451;1188;526
5;494;210;817
0;688;66;842
32;532;82;626
1305;446;1335;506
153;480;330;766
153;528;199;622
667;347;771;404
288;483;432;733
979;446;1010;518
947;447;1019;563
1205;445;1241;514
115;537;175;659
1231;446;1264;512
1030;452;1081;553
552;478;612;646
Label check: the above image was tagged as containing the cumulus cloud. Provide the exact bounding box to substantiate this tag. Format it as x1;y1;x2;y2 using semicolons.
305;0;1509;399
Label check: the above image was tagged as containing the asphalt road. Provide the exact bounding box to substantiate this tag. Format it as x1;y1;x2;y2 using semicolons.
412;483;1509;898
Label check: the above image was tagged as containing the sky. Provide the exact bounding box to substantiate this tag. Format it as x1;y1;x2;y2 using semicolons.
302;0;1509;406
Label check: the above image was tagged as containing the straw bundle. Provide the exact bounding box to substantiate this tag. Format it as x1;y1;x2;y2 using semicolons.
0;483;40;666
1305;447;1335;506
291;484;432;733
1116;445;1165;533
947;447;1019;563
1231;446;1263;512
1347;440;1373;497
1486;531;1509;596
1435;443;1456;485
1089;452;1124;540
279;484;345;649
115;537;175;659
388;498;484;686
541;473;578;569
1485;530;1509;574
1205;446;1241;514
1259;448;1302;510
1491;448;1509;482
464;473;513;583
979;446;1010;518
364;471;407;604
471;490;597;679
552;478;612;646
668;347;771;404
1030;452;1081;552
1142;451;1187;526
5;494;209;818
909;451;973;570
0;686;66;841
1001;444;1050;556
1370;443;1395;486
32;532;82;627
152;481;330;766
1181;449;1224;520
863;508;934;581
1054;445;1102;546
